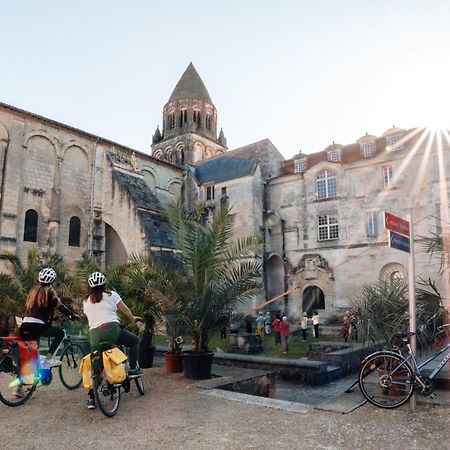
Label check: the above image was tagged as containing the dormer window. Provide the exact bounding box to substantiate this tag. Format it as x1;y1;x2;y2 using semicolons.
363;142;376;158
294;158;307;173
328;150;341;162
387;136;403;151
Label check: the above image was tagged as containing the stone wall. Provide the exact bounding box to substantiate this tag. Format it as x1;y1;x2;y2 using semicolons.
0;104;183;272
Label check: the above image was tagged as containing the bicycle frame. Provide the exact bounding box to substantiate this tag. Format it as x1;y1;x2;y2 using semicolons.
395;341;450;381
417;342;450;379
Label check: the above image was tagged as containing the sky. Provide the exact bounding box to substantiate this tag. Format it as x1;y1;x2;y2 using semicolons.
1;0;450;159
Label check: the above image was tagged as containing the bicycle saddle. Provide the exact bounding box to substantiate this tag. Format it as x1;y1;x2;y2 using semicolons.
19;331;35;340
97;341;113;352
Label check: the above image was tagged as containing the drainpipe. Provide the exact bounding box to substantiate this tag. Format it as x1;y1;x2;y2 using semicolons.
281;218;289;312
0;138;11;239
87;139;99;258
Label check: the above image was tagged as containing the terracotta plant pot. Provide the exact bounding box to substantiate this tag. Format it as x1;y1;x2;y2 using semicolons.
164;352;183;373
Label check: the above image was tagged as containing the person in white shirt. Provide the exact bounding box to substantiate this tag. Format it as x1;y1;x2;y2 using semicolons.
312;311;320;338
300;312;308;342
83;272;142;409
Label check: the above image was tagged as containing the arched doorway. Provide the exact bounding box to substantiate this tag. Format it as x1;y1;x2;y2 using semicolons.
302;285;325;317
105;223;127;267
266;253;285;311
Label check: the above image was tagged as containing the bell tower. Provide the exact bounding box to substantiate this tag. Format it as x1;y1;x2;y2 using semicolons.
151;63;227;165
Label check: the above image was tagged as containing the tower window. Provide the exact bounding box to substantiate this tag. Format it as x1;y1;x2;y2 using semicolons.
69;216;81;247
179;110;187;127
206;115;212;130
193;111;201;126
168;113;175;129
24;209;38;242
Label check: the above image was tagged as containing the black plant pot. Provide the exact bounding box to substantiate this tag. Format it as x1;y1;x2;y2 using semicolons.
182;350;214;379
138;345;155;368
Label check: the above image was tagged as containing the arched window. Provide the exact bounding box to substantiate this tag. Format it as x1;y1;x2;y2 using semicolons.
68;216;81;247
168;113;175;129
193;110;201;126
316;170;337;200
179;109;187;127
24;209;38;242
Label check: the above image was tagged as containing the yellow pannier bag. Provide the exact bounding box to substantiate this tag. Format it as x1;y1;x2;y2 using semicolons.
79;354;93;389
103;347;128;384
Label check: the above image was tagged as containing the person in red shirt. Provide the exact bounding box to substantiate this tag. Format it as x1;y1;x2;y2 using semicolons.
272;314;281;347
280;316;291;354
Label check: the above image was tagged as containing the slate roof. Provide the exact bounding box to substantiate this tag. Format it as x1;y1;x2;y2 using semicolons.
112;170;162;212
112;170;177;249
194;155;257;184
168;63;213;103
137;210;177;249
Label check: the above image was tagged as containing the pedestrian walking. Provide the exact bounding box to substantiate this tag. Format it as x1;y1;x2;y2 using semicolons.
280;316;290;353
300;312;308;341
272;314;281;347
244;315;253;334
264;312;272;335
256;311;265;339
313;311;320;338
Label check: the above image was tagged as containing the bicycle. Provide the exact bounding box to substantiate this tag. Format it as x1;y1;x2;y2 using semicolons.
358;324;450;409
0;325;85;406
90;341;145;417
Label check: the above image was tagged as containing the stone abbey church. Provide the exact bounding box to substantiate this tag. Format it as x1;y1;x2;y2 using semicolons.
0;63;446;318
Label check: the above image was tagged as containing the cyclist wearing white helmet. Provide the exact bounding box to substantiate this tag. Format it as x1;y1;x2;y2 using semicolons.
19;267;79;368
83;271;142;409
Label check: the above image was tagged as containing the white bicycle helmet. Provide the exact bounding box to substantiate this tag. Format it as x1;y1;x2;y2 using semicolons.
38;267;57;284
88;271;106;288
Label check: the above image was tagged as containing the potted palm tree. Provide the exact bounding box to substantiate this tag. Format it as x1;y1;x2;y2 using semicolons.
164;202;263;379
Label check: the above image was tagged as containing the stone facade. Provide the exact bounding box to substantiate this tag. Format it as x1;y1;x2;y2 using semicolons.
267;128;448;318
1;64;448;321
0;103;183;273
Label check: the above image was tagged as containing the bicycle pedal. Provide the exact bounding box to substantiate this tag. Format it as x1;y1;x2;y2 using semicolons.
430;393;436;399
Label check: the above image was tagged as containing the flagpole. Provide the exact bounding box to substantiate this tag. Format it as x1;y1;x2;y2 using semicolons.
407;211;417;410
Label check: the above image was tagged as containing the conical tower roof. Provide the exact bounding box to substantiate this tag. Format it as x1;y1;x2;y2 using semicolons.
168;63;213;103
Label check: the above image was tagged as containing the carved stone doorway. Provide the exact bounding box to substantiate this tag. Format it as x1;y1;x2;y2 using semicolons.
302;285;325;317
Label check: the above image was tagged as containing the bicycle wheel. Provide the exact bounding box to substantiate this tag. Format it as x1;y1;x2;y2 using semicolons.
359;351;414;409
0;355;37;406
59;342;84;390
134;376;145;396
93;373;121;417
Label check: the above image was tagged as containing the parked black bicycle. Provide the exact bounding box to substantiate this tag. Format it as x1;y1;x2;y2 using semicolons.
358;324;450;409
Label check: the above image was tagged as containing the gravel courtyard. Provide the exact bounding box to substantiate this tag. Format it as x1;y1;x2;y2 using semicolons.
1;367;449;450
